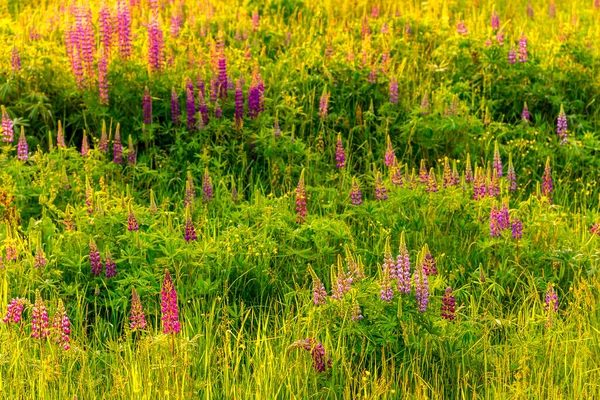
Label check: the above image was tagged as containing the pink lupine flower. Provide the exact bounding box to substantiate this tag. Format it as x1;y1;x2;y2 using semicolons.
161;270;181;334
52;299;70;350
31;290;50;339
295;170;307;224
130;287;147;331
2;298;27;324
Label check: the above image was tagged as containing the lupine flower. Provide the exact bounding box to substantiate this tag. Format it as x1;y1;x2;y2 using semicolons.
396;232;411;294
384;136;395;167
507;155;517;191
465;155;473;183
508;46;517;64
414;264;429;312
497;201;510;230
518;35;528;63
456;21;468;35
202;168;213;202
1;106;14;143
542;157;553;202
491;10;500;30
127;135;136;165
127;202;139;231
171;88;180;124
130;287;147;330
11;47;21;72
375;171;388;200
31;290;50;339
52;299;70;350
89;238;103;276
490;205;502;238
441;287;456;321
5;240;17;262
80;131;89;156
527;1;534;19
350;177;362;205
419;160;428;184
102;247;116;278
335;133;345;168
488;169;500;198
57;120;66;148
113;123;123;164
361;16;370;39
391;158;404;187
381;22;389;34
85;176;94;213
117;0;132;59
557;105;568;145
544;283;558;328
198;91;209;127
295;170;307;224
427;168;438;193
382;238;397;279
17;127;28;161
379;262;394;302
34;244;47;268
309;266;328;306
252;8;259;31
234;79;244;129
99;4;112;54
214;101;223;119
496;30;505;46
291;338;332;373
98;48;109;105
161;269;181;334
331;263;352;301
591;223;600;236
522;102;530;121
351;301;364;321
319;90;329;120
273;119;281;137
443;157;453;188
389;77;398;105
147;13;164;73
421;93;430;115
367;69;378;84
2;298;27;324
248;68;264;119
184;205;197;242
99;121;108;152
143;87;152;126
511;218;523;240
346;251;365;281
548;1;556;18
492;142;503;177
422;246;437;276
184;171;196;207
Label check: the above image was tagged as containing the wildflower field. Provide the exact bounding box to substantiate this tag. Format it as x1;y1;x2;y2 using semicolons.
2;0;600;398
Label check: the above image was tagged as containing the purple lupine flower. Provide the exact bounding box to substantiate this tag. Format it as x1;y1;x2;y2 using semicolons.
185;78;196;131
441;287;456;321
198;91;209;127
113;124;123;164
367;69;378;84
1;106;14;143
496;30;505;46
2;298;27;324
491;10;500;30
311;274;328;306
331;267;352;301
396;233;411;294
127;203;139;231
184;205;197;242
99;4;112;55
184;171;196;207
209;76;218;103
147;13;164;73
379;263;394;302
542;157;553;202
234;79;244;129
214;101;223;119
443;157;453;188
421;93;430;115
456;21;468;35
522;102;530;121
557;105;568;145
508;46;517;64
493;142;503;177
89;239;103;276
545;284;558;312
52;299;70;350
335;133;345;168
527;2;534;19
127;135;136;165
57;120;66;148
498;202;510;231
380;52;390;74
384;137;395;167
161;269;181;334
5;241;17;262
170;5;183;38
350;177;362;205
423;249;437;276
391;159;404;187
414;266;429;312
34;245;46;268
473;168;485;200
351;301;364;321
202;168;213;202
17;127;28;161
511;218;523;239
143;87;152;126
419;160;428;184
375;172;388;200
252;8;259;31
518;35;528;63
81;132;89;156
217;51;228;99
291;338;332;373
490;205;502;238
427;168;438;193
105;248;116;278
171;88;180;124
319;90;329;120
295;171;307;224
11;47;21;72
31;290;50;339
507;156;517;191
130;287;147;330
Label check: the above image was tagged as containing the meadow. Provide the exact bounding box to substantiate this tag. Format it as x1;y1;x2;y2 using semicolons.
1;0;600;398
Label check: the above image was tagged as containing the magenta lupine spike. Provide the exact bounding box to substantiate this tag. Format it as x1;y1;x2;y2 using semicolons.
335;133;345;168
544;284;558;328
105;248;116;278
496;30;505;46
216;40;228;100
542;157;553;202
81;132;89;156
423;248;437;276
127;202;139;231
117;1;132;59
89;238;102;276
391;159;404;187
490;205;502;238
209;76;218;103
396;233;411;294
493;142;503;177
17;127;28;161
380;52;390;74
361;16;370;39
331;266;352;301
170;5;183;38
143;87;152;126
127;135;136;165
414;265;429;312
518;35;528;63
419;160;428;184
421;93;430;115
491;10;500;30
202;168;213;203
147;13;164;73
1;106;14;143
184;205;197;242
319;90;329;121
367;69;378;84
295;171;307;224
311;272;328;305
214;101;223;119
456;21;468;35
291;338;332;373
248;69;263;119
350;177;362;205
427;168;438;193
375;172;388;200
99;4;112;55
384;136;395;167
522;102;530;121
52;299;70;350
441;287;456;321
11;47;21;72
527;2;534;19
113;124;123;164
31;290;50;339
98;49;109;106
171;88;180;124
161;269;181;334
130;287;147;331
591;223;600;236
511;217;523;239
498;201;510;231
185;79;196;131
2;298;27;324
371;5;379;17
507;156;517;191
508;46;517;64
234;79;244;129
557;105;568;145
34;244;47;268
383;238;396;279
198;91;209;126
57;120;66;148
